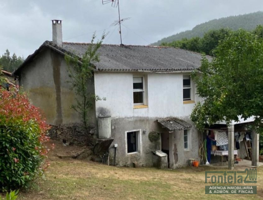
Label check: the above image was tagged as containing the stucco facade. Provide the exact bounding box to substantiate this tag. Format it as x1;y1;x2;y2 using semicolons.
16;54;202;168
18;48;96;126
95;72;201;168
14;25;205;168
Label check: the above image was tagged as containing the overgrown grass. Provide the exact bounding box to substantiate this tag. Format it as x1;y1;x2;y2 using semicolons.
16;160;263;200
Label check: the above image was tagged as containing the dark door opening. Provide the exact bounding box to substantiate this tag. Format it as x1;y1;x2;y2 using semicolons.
161;132;169;168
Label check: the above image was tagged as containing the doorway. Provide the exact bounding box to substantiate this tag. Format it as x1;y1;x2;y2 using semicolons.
161;132;169;167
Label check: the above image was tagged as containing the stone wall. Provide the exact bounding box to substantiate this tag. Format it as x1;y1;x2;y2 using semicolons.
48;123;96;146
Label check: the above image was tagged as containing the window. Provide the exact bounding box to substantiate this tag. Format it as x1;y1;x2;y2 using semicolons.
127;131;139;153
183;75;192;101
133;77;145;105
184;130;189;150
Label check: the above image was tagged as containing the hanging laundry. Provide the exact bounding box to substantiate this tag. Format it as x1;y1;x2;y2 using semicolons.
234;132;239;141
235;132;240;150
246;133;252;141
236;141;240;149
239;132;245;142
215;131;228;146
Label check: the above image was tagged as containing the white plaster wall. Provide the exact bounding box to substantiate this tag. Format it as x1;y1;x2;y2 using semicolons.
94;72;198;118
94;73;133;117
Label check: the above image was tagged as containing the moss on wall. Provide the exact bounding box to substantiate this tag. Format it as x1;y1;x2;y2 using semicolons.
61;88;80;124
29;87;56;124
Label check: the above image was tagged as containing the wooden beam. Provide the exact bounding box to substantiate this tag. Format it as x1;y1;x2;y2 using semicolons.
252;131;259;167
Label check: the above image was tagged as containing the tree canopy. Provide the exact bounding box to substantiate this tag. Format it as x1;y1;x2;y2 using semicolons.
161;25;263;56
0;50;24;73
161;28;232;56
191;29;263;131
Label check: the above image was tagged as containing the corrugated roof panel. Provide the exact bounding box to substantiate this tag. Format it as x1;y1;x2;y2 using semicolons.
62;42;206;72
158;118;192;131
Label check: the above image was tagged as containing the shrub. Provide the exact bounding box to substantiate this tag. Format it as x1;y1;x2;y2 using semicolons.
148;131;160;143
0;191;18;200
0;89;50;191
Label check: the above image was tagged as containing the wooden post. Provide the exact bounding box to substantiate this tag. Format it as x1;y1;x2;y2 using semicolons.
252;131;259;167
228;124;234;170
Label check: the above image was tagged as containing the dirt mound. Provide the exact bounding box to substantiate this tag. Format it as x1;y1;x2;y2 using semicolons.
47;139;93;161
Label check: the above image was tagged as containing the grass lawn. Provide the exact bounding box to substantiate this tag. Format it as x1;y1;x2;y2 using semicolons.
15;159;263;200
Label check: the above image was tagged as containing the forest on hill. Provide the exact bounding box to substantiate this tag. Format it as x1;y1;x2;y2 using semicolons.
154;11;263;45
160;25;263;56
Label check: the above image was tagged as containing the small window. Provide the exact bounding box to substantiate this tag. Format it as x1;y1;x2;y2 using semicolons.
184;130;189;150
133;77;145;105
183;75;191;101
127;131;139;153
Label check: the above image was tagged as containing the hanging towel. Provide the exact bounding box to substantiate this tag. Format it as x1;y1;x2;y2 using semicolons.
239;132;245;142
236;141;240;149
215;131;228;146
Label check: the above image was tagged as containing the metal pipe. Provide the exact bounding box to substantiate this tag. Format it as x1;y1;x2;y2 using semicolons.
114;146;117;166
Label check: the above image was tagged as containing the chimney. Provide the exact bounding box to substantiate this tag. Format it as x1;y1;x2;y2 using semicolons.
52;20;62;46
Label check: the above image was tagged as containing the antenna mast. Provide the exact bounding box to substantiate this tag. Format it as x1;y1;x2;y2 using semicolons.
102;0;124;45
117;0;122;44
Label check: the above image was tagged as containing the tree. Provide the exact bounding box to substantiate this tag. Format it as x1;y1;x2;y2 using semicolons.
201;28;231;56
0;50;24;72
253;25;263;39
0;50;11;71
65;34;105;132
186;37;202;52
161;37;202;53
161;29;231;56
191;29;263;131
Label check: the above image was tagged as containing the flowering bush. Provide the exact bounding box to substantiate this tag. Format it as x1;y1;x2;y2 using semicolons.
0;89;50;191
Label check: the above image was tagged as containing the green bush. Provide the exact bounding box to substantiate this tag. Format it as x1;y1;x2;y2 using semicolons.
0;191;18;200
0;90;50;191
148;131;160;143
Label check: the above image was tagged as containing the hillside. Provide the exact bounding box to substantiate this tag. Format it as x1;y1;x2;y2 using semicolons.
154;11;263;45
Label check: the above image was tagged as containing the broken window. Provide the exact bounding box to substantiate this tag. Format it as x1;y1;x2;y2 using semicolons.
127;131;139;153
133;77;145;104
183;75;192;101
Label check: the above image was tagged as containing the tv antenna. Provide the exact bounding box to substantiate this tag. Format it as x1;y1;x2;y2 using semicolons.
102;0;128;45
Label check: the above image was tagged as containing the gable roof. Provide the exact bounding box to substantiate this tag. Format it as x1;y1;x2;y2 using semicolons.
14;41;209;75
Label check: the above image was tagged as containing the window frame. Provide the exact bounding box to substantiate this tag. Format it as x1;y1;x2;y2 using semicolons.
184;130;190;151
133;76;147;106
183;75;192;101
125;129;141;154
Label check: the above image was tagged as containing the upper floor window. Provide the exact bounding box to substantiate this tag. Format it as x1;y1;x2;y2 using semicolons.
183;75;192;101
133;77;145;105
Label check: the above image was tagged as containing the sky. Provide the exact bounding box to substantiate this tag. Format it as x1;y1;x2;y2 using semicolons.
1;0;263;58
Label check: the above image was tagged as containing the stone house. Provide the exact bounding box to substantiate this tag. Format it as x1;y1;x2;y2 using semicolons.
13;20;209;168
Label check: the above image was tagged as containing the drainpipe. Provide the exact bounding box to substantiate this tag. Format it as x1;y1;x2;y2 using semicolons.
113;143;118;166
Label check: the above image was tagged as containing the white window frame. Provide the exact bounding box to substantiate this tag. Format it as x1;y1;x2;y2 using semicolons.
184;130;190;151
125;129;142;154
133;76;147;106
183;75;192;101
